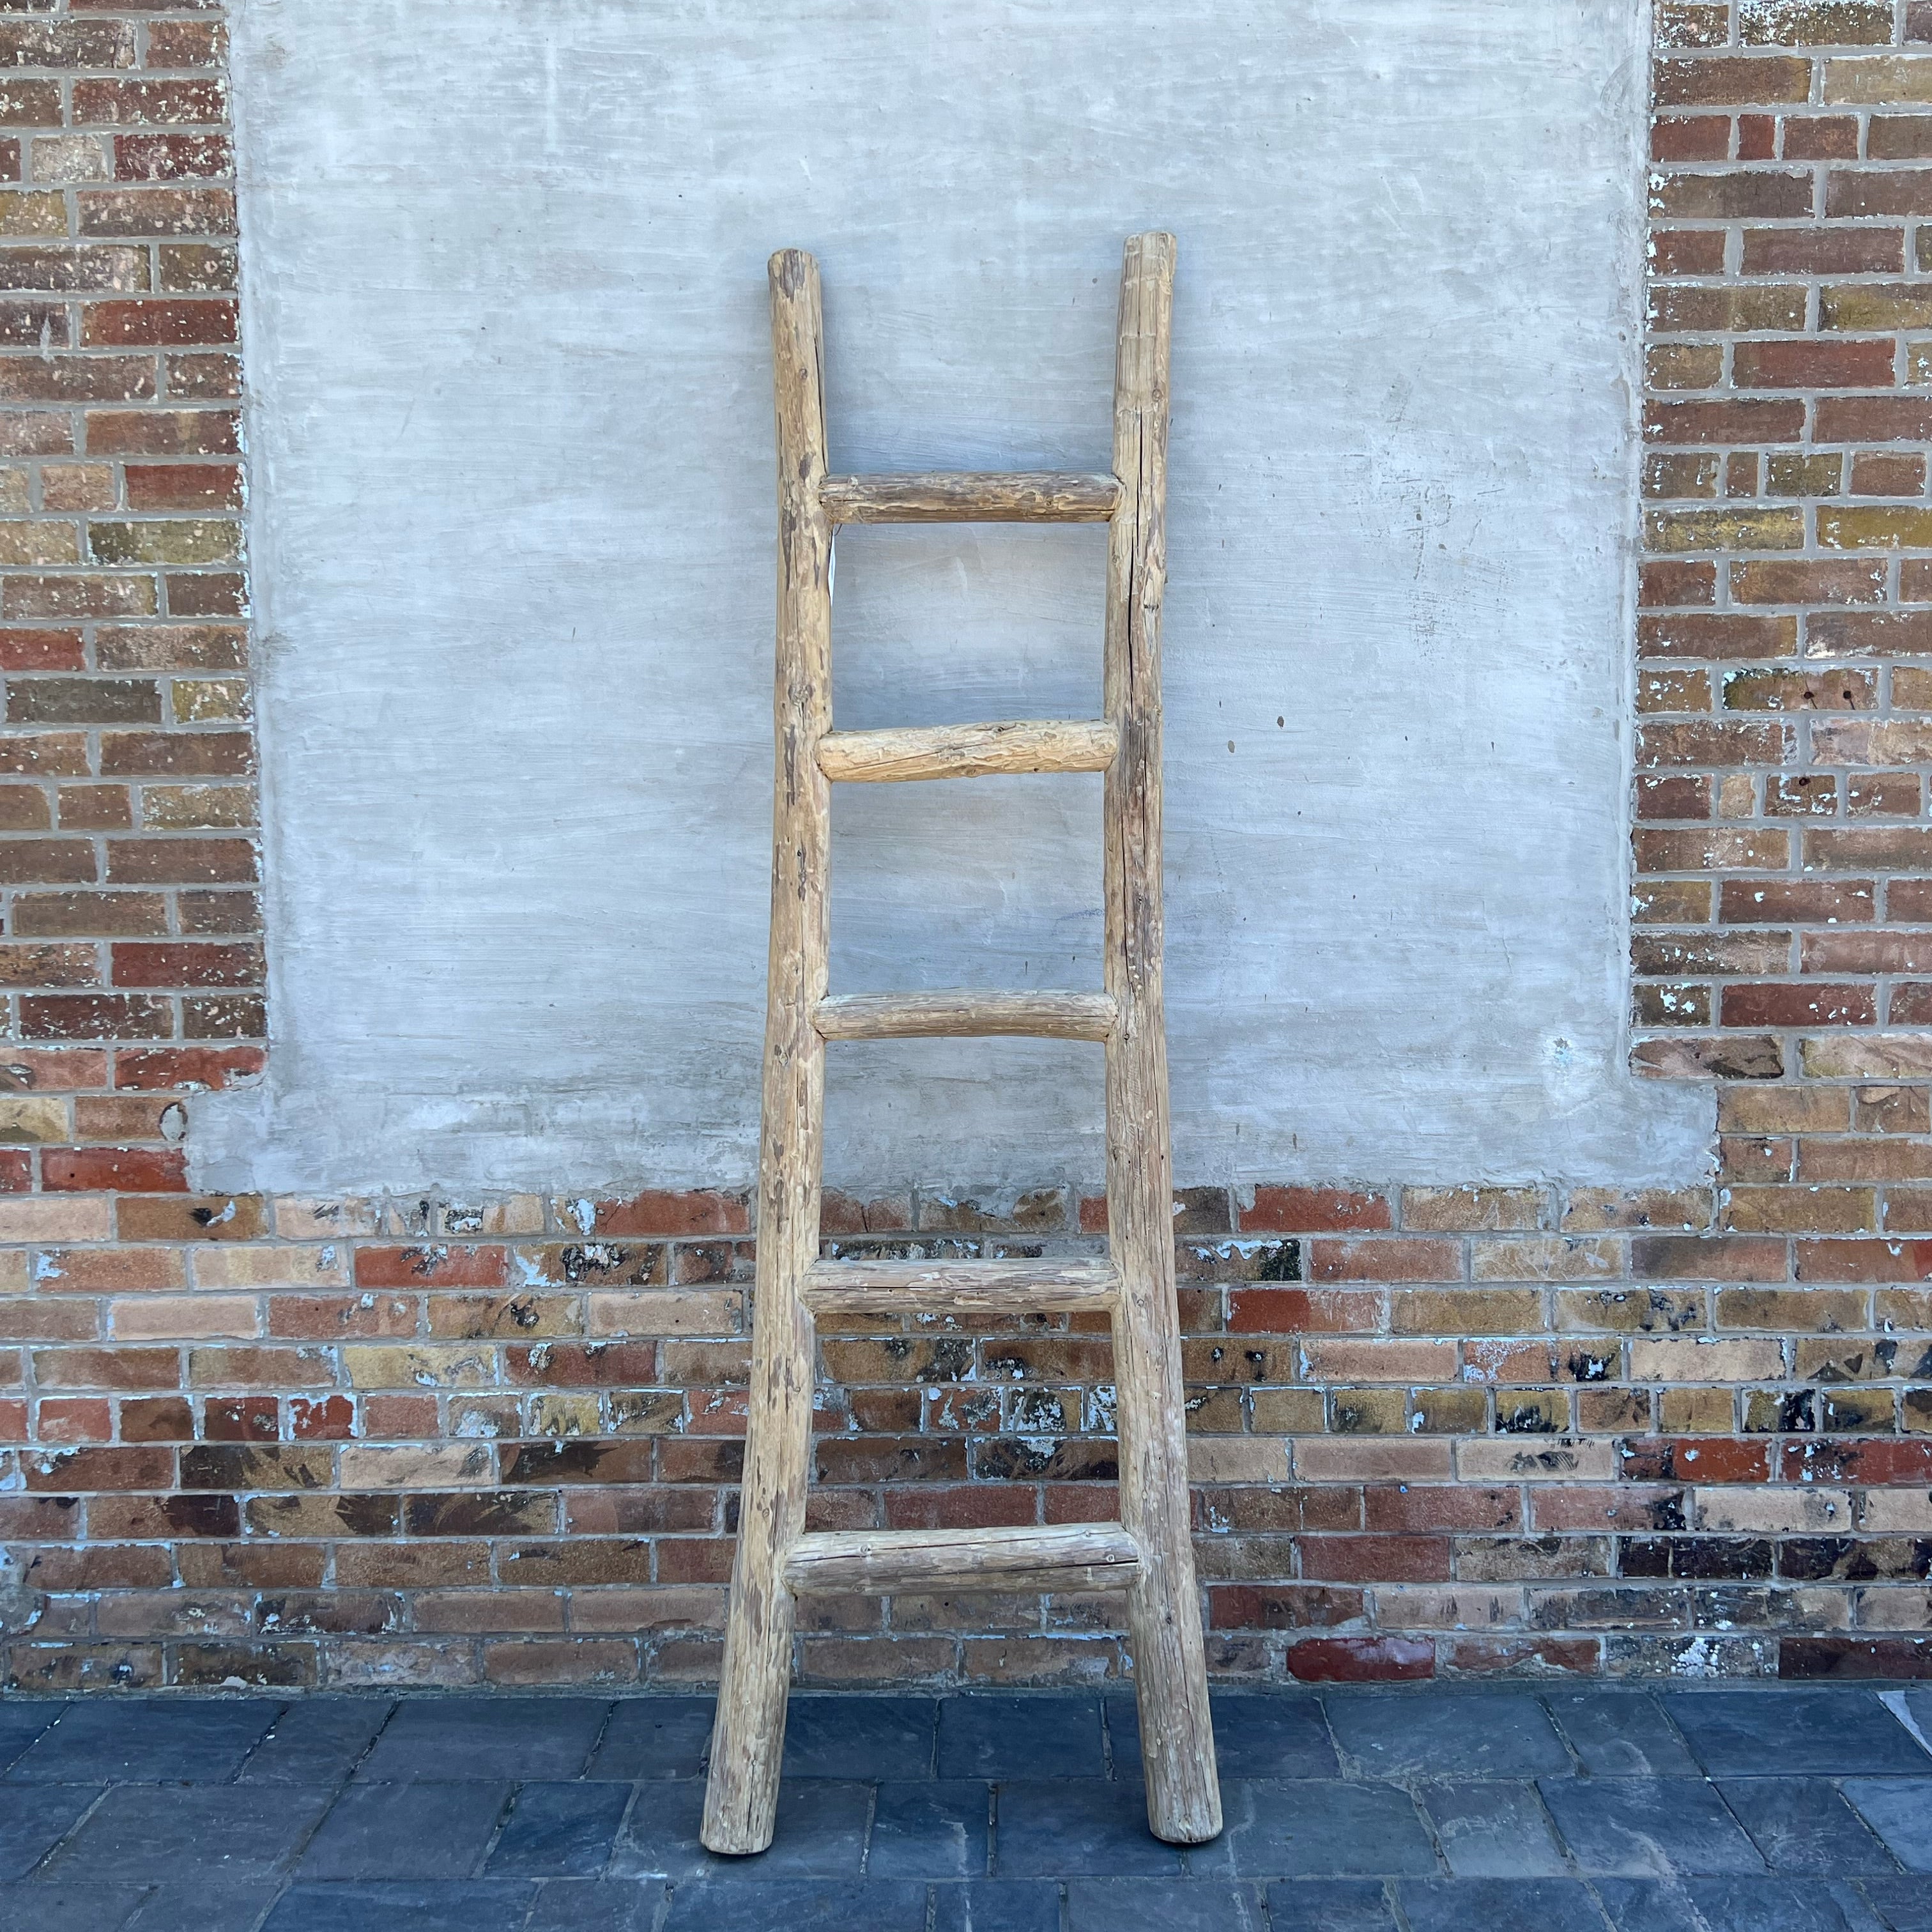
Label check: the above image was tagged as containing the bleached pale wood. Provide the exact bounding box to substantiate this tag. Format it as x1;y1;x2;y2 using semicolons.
1102;231;1222;1846
701;247;832;1859
785;1523;1142;1596
819;718;1117;784
814;990;1117;1043
821;471;1121;523
801;1257;1121;1316
707;233;1221;1859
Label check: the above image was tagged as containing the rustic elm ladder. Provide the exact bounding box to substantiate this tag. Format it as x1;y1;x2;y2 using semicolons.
700;232;1222;1855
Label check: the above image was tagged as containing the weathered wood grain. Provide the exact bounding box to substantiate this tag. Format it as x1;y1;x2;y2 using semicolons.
818;718;1117;783
785;1523;1142;1595
1103;230;1222;1845
701;247;832;1859
801;1256;1121;1316
813;990;1117;1042
820;470;1121;523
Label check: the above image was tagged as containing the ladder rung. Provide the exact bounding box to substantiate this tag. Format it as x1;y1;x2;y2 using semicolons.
784;1522;1142;1597
818;718;1117;783
815;990;1116;1043
802;1256;1121;1315
820;471;1121;525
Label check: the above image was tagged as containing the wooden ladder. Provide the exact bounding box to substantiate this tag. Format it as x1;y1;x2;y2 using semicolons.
701;233;1222;1855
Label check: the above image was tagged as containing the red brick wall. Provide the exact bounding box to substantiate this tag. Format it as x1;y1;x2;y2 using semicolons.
12;0;1932;1692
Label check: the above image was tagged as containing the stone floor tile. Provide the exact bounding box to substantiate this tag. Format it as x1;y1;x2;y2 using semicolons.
1323;1692;1570;1779
0;1701;66;1776
353;1698;610;1782
1842;1780;1932;1875
239;1699;394;1786
1861;1874;1932;1931
585;1697;713;1781
41;1784;333;1883
0;1783;98;1880
1664;1692;1931;1779
990;1780;1187;1878
929;1880;1062;1932
939;1694;1105;1780
261;1880;537;1932
1717;1777;1902;1875
521;1878;669;1931
1595;1876;1872;1932
4;1699;284;1785
123;1881;284;1931
659;1878;929;1931
868;1781;988;1880
1264;1880;1402;1932
609;1777;870;1881
485;1781;632;1878
1186;1779;1439;1879
1537;1778;1765;1876
1540;1692;1698;1777
1065;1877;1266;1931
1194;1694;1340;1779
782;1696;937;1780
296;1780;513;1881
1397;1878;1611;1932
1416;1781;1568;1878
0;1882;148;1931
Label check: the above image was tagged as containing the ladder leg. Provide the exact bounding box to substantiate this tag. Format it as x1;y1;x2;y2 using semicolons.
1103;231;1222;1846
702;248;834;1857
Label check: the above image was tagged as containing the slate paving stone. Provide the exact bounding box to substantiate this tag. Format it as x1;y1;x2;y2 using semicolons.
486;1781;632;1877
296;1779;514;1880
940;1694;1105;1779
261;1880;538;1932
1717;1777;1903;1875
1862;1874;1932;1931
867;1781;988;1880
239;1698;393;1786
1595;1876;1875;1932
1186;1779;1438;1879
586;1696;713;1781
1065;1877;1266;1931
1323;1691;1570;1779
610;1777;871;1880
1540;1692;1698;1778
929;1880;1063;1932
0;1702;65;1776
991;1779;1187;1877
4;1699;284;1784
521;1878;669;1931
659;1879;930;1931
0;1882;148;1931
1842;1780;1932;1874
123;1881;284;1931
1416;1781;1568;1878
40;1784;332;1883
1264;1880;1402;1932
1537;1775;1767;1876
1397;1878;1612;1932
0;1783;98;1880
353;1697;609;1782
1107;1693;1339;1781
782;1696;936;1780
1664;1690;1931;1779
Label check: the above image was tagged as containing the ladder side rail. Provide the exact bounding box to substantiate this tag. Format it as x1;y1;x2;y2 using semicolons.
701;247;835;1858
1101;231;1223;1845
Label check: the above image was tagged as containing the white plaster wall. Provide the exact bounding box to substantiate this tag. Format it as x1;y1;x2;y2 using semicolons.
202;0;1711;1195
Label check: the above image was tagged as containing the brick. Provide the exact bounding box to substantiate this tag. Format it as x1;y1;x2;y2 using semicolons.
1307;1238;1459;1283
1651;171;1812;220
1735;339;1896;389
1237;1186;1390;1233
1643;397;1807;446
